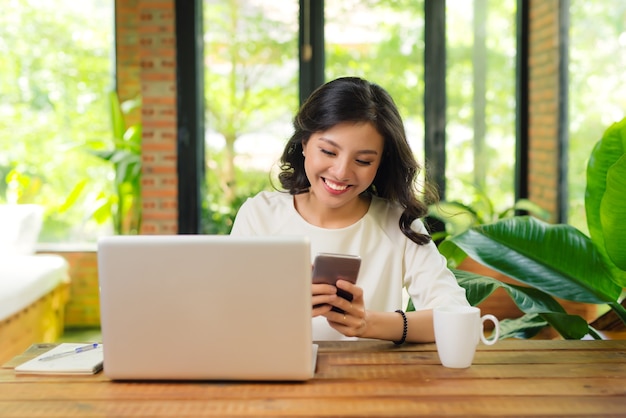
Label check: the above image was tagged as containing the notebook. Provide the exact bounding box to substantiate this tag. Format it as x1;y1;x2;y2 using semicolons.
14;343;104;375
97;234;316;381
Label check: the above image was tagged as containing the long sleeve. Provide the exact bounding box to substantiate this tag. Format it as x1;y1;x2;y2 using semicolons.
230;191;469;340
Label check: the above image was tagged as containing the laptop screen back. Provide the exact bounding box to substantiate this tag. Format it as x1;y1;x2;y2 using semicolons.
97;234;313;381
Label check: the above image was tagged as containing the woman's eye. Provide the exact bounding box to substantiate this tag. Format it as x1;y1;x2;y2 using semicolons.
318;148;372;166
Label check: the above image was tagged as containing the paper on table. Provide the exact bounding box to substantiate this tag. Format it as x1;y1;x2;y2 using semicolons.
14;343;103;375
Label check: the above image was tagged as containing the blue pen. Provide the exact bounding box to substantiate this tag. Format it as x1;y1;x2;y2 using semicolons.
38;343;100;362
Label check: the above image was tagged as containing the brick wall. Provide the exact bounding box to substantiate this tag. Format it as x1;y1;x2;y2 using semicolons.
528;0;562;221
52;251;100;327
137;1;178;235
116;0;178;235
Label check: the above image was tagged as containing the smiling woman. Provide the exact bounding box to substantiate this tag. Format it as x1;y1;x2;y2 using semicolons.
230;77;470;344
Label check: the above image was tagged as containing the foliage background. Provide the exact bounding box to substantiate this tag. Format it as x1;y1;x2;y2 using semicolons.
1;1;624;241
0;0;114;241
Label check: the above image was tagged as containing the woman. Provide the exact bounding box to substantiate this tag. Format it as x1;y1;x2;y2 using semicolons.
231;76;469;343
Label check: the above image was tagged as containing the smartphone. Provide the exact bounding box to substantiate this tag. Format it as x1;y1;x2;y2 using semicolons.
312;253;361;313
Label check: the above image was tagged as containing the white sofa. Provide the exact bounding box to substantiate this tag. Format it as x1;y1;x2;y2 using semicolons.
0;205;70;364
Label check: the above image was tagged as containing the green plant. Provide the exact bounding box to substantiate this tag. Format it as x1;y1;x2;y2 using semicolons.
441;117;626;339
89;91;142;235
428;182;550;247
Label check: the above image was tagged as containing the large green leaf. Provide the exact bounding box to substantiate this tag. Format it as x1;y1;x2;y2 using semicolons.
453;270;591;339
450;217;622;304
600;154;626;271
453;269;566;313
438;239;468;268
585;117;626;284
499;315;547;340
539;312;590;340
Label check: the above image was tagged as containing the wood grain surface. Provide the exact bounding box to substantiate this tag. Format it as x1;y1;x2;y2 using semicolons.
1;339;625;417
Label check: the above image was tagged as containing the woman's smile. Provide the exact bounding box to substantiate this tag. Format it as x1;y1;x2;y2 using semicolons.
323;178;350;193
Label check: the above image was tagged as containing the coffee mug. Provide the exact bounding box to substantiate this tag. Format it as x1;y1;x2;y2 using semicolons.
433;305;500;368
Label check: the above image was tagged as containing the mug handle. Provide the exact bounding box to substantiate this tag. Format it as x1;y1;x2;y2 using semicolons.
480;314;500;345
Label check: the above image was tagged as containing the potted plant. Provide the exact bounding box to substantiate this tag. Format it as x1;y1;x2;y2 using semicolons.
439;117;626;339
89;91;142;235
427;187;554;329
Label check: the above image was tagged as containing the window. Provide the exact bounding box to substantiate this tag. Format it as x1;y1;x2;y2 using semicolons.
327;1;517;216
203;0;299;233
568;3;626;232
445;0;517;217
0;0;114;242
201;1;519;234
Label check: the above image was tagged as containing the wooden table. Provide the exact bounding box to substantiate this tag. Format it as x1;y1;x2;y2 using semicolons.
1;339;625;417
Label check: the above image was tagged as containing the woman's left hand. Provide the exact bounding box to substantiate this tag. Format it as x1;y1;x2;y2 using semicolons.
323;279;368;337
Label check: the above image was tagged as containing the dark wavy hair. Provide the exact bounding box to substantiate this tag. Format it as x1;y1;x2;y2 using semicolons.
278;77;437;245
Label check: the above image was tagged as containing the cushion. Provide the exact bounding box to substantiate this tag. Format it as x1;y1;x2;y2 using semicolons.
0;204;44;255
0;254;69;321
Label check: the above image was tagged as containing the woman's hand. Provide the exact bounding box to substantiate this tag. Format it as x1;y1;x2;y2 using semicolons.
315;279;437;342
323;279;368;337
312;282;338;317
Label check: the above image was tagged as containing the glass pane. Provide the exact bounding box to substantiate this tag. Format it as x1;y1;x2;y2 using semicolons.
0;0;114;242
203;0;299;234
568;3;626;233
446;0;517;219
326;0;425;166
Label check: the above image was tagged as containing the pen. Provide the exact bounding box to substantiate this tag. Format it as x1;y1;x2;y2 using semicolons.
38;343;100;362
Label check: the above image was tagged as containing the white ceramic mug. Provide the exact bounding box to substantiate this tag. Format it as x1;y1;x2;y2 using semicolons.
433;305;500;368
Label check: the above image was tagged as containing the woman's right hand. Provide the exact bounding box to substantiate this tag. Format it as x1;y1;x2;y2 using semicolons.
312;283;338;317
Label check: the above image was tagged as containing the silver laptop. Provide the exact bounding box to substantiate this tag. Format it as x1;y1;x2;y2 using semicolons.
97;234;316;381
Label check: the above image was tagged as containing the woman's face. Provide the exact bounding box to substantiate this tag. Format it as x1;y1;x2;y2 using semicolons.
301;121;383;210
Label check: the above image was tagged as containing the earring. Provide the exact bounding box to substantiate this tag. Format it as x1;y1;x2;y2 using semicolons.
302;151;305;157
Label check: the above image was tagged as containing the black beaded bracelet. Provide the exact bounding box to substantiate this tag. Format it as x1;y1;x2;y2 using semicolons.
393;309;407;345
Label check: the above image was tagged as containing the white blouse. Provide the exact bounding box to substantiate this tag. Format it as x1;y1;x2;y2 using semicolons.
230;191;469;340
